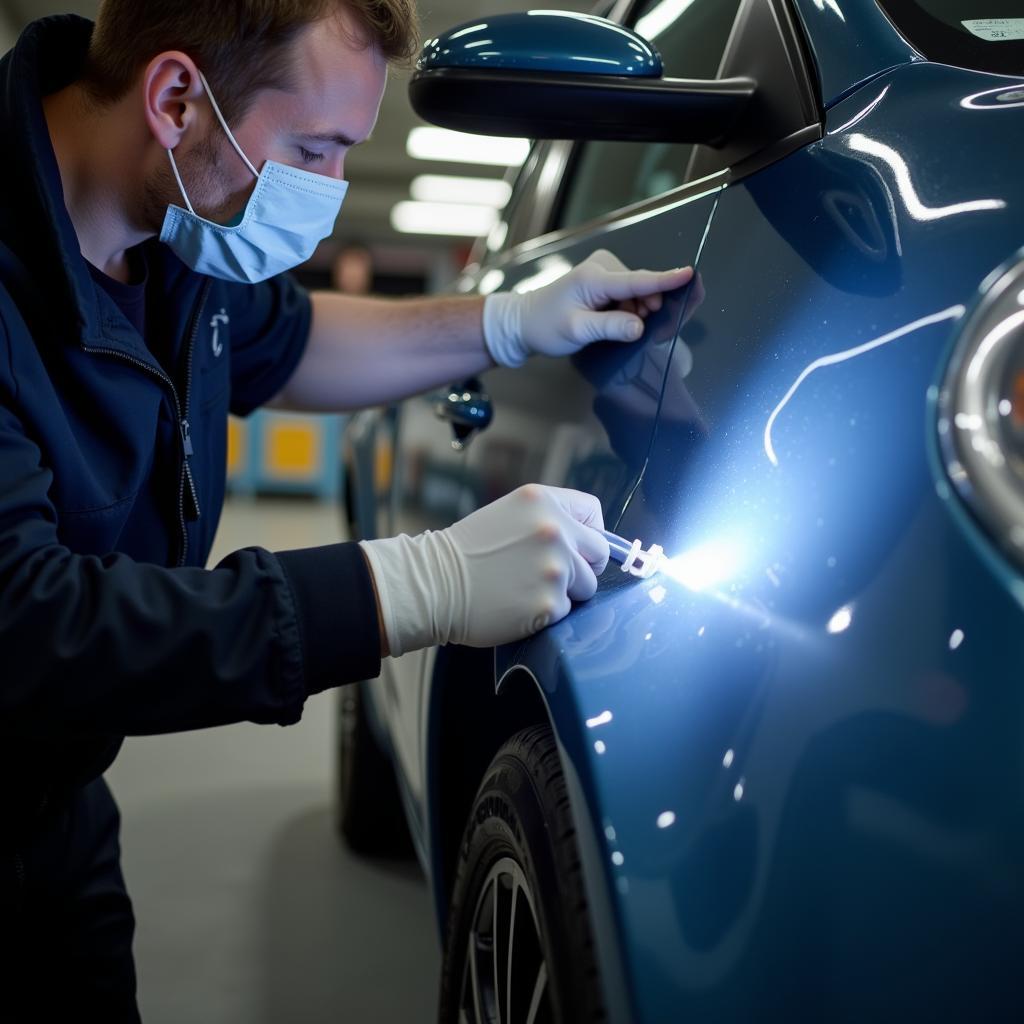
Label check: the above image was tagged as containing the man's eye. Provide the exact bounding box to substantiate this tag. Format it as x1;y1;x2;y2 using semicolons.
299;146;325;164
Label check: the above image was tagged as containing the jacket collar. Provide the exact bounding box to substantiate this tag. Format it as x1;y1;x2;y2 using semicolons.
0;15;199;357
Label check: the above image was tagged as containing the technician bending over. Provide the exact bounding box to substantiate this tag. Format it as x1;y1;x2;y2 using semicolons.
0;0;690;1015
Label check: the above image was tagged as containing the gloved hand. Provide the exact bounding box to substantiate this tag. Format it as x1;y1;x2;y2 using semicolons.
482;248;694;368
359;485;610;656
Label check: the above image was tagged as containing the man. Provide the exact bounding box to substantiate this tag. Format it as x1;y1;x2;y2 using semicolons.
0;0;691;1016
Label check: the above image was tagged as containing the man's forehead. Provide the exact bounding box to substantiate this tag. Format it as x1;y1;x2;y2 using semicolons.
284;21;387;139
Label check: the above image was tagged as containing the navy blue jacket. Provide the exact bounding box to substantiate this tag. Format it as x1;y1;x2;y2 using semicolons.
0;16;381;822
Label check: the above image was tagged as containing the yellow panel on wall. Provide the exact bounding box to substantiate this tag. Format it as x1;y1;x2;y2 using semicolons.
226;417;245;475
265;421;321;477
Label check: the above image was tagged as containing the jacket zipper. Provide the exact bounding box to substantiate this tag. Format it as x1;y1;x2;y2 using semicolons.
180;281;211;531
82;279;212;567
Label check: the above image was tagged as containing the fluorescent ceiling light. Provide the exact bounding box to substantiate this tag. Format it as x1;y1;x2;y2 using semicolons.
635;0;699;40
410;174;512;207
390;200;499;237
406;127;529;167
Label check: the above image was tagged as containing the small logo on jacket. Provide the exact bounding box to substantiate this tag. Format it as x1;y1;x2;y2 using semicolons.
210;309;229;357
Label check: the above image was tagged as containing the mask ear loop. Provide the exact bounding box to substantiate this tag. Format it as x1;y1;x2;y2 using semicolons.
165;69;260;218
197;70;260;178
166;147;196;215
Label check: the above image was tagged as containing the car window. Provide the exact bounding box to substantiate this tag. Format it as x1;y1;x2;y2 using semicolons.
491;143;543;252
556;0;745;230
877;1;1024;76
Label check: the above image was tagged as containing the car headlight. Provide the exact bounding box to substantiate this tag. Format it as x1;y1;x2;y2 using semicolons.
940;250;1024;559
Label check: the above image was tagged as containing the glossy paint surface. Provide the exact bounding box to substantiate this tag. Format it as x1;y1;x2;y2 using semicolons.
500;61;1024;1019
418;10;662;76
356;3;1024;1019
790;0;921;106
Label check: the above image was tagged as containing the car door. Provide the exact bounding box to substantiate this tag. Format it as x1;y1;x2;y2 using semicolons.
371;0;757;810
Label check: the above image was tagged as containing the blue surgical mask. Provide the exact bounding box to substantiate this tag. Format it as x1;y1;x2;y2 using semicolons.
159;71;348;284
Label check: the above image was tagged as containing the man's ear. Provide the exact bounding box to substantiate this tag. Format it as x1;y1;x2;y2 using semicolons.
142;51;206;150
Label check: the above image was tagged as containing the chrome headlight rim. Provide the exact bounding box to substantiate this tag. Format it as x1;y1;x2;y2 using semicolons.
939;249;1024;562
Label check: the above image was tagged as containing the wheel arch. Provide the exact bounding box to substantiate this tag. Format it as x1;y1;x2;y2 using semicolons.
426;647;636;1020
425;649;552;935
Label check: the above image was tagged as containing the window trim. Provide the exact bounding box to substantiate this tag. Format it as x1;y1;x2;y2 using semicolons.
490;121;819;272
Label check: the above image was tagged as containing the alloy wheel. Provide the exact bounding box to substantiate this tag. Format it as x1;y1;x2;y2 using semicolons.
459;856;553;1024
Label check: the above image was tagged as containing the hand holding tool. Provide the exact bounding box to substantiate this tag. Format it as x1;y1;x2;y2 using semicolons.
360;485;610;656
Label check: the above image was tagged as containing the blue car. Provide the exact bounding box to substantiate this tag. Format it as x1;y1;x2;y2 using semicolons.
339;2;1024;1020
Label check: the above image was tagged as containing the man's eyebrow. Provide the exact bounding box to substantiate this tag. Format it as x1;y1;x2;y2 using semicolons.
295;130;366;147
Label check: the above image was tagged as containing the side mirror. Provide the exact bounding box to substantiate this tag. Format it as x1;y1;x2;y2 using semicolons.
409;10;755;146
434;379;493;451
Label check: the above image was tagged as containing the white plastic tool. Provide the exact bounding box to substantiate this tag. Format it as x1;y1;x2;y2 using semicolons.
601;529;664;579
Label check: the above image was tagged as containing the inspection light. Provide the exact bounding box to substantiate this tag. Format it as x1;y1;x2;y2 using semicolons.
406;127;529;167
390;200;498;237
659;537;746;592
410;174;513;207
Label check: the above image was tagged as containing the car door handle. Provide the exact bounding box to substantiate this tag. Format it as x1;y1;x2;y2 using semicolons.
434;378;493;450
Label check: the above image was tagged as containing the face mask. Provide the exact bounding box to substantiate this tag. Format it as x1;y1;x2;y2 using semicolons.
159;71;348;284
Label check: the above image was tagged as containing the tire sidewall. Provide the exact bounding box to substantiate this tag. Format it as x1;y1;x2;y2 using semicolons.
439;727;601;1023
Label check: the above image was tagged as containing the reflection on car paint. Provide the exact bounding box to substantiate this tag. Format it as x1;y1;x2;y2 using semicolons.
763;303;965;465
847;133;1006;221
960;84;1024;110
826;83;890;135
513;255;572;293
810;0;845;22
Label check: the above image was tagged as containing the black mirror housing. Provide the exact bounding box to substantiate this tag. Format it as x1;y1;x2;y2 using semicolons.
409;11;755;146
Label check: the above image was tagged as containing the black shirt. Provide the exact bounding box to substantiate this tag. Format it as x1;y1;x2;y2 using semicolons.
85;248;147;338
86;246;178;566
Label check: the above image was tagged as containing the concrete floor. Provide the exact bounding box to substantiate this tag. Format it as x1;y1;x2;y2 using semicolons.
106;496;440;1023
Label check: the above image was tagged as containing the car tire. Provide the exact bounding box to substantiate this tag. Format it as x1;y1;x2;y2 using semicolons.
334;681;413;858
439;724;607;1023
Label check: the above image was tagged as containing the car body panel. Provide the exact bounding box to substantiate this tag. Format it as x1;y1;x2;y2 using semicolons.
347;2;1024;1019
498;60;1024;1019
789;0;923;108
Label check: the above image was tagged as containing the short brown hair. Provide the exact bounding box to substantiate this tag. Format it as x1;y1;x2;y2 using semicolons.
83;0;419;123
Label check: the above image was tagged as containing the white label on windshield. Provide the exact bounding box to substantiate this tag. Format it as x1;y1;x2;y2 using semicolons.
962;18;1024;41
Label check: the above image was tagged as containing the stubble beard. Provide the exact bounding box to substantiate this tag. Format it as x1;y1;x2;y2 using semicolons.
141;127;255;233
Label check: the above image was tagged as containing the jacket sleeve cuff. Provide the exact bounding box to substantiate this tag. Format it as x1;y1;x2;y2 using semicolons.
274;542;382;696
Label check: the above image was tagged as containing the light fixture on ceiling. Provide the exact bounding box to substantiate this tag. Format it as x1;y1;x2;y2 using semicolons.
390;200;499;236
406;127;529;167
410;174;513;207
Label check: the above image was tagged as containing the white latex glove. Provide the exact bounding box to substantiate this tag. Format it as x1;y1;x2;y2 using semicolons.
359;484;610;656
482;248;694;368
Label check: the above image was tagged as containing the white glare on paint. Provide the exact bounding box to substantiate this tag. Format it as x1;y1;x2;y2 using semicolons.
827;605;854;634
